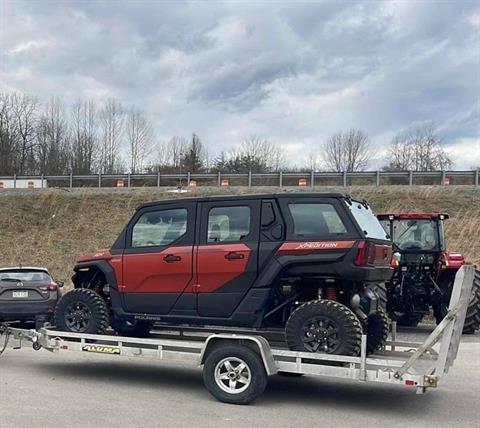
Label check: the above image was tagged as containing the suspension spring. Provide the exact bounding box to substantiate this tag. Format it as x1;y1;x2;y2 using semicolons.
325;287;337;301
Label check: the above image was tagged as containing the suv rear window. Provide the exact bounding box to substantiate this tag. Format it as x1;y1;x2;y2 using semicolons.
345;200;389;240
0;270;51;282
288;203;347;237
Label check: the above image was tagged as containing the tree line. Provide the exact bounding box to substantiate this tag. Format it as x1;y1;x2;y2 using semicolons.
0;91;457;176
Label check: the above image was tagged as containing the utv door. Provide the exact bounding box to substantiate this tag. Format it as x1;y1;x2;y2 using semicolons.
195;200;260;317
121;202;196;314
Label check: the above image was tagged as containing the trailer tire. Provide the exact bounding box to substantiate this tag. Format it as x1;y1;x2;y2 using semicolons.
54;289;109;334
285;300;362;356
277;372;304;378
203;344;267;405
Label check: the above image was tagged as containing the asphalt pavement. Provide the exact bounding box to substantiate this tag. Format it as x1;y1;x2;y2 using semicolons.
0;325;479;428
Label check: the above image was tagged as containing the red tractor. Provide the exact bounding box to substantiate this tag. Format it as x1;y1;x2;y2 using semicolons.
377;213;480;334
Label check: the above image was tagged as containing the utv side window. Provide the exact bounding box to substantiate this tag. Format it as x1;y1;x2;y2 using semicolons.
288;203;347;236
208;206;251;243
132;208;187;248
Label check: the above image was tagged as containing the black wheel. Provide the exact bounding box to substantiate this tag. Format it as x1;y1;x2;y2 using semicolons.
285;300;362;356
203;344;268;405
434;268;480;334
365;309;389;354
111;318;152;338
54;289;109;334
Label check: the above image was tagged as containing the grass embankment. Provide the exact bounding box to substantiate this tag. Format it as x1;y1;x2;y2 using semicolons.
0;186;479;285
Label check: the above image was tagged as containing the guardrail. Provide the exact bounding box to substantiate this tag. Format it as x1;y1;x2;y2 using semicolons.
0;169;478;189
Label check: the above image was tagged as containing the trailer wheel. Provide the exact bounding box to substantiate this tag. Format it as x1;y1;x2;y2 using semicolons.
285;300;362;356
203;344;268;405
54;289;109;334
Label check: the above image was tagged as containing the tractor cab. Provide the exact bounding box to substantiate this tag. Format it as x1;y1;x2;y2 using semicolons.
376;213;456;270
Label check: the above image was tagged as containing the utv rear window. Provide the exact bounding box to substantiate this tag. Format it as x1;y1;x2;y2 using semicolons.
345;201;389;240
132;208;187;248
208;206;251;242
288;203;347;237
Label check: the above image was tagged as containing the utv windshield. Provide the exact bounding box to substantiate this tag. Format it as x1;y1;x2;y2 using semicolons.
390;220;440;251
344;200;389;240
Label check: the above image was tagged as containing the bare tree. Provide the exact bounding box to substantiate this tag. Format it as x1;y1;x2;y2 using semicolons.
36;97;70;174
323;129;370;172
11;93;38;174
71;100;98;174
384;124;452;171
126;107;153;173
0;93;19;175
99;98;124;174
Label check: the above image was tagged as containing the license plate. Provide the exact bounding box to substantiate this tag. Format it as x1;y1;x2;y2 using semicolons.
12;291;29;298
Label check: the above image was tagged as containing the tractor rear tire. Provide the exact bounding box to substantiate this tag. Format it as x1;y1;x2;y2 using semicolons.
462;268;480;334
54;289;109;334
285;300;363;356
434;267;480;334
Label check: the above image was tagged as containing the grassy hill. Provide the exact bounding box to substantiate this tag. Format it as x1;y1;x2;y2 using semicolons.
1;186;479;285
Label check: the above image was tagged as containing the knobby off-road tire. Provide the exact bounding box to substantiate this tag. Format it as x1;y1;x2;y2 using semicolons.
110;318;152;338
54;289;109;334
365;309;389;354
371;283;388;312
285;300;363;356
462;268;480;334
203;344;268;405
433;268;480;334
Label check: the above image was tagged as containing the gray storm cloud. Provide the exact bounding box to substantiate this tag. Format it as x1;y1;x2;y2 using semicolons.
1;0;479;168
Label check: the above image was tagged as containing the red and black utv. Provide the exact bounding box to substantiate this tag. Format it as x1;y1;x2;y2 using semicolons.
377;213;480;334
55;193;394;355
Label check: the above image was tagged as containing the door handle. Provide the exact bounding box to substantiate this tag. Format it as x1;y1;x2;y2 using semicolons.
225;252;245;261
163;254;181;263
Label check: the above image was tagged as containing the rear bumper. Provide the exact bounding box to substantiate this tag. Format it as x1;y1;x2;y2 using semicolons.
360;265;394;283
0;299;57;320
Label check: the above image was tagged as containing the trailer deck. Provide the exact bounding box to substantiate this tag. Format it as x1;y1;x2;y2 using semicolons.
0;265;474;404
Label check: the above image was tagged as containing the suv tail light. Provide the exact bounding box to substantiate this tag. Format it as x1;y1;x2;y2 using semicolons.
39;284;58;291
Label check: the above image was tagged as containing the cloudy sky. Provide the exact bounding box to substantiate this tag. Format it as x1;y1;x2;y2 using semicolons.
1;0;479;169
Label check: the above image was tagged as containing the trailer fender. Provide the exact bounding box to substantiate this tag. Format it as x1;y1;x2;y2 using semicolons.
200;334;277;375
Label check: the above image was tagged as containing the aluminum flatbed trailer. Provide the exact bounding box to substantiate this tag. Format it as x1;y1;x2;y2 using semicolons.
0;265;474;405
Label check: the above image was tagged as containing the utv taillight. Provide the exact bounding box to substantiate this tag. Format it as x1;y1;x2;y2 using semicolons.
40;285;58;291
354;241;368;266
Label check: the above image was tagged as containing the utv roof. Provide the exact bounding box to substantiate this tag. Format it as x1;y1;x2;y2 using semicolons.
376;213;449;220
137;192;349;210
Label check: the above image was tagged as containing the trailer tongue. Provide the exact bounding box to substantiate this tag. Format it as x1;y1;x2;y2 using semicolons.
0;266;475;405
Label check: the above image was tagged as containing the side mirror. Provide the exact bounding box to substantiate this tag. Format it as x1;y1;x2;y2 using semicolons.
56;281;65;288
